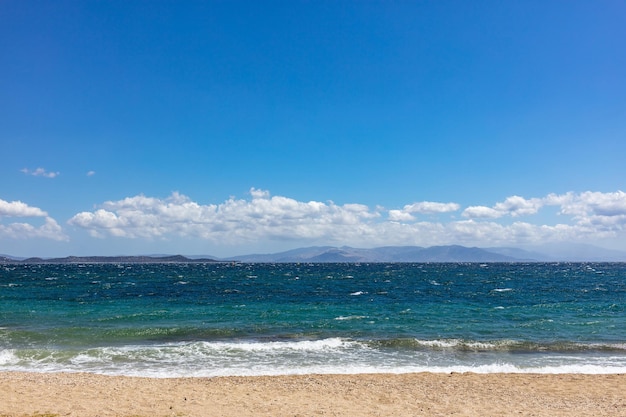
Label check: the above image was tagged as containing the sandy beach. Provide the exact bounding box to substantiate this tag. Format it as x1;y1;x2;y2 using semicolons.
1;372;625;417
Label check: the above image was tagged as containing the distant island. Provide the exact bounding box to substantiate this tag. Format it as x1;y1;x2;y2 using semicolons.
3;244;626;264
0;255;219;264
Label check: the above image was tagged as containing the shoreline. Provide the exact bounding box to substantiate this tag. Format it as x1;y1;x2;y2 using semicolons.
1;371;625;416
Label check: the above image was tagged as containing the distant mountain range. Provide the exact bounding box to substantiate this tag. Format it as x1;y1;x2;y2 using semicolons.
224;245;517;263
2;243;626;264
225;244;626;263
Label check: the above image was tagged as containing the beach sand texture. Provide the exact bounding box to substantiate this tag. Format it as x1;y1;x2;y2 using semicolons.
1;372;625;417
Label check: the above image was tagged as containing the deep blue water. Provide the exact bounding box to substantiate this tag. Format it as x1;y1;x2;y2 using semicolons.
1;262;625;376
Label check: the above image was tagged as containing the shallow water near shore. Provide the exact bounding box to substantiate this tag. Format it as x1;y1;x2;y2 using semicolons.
1;262;625;376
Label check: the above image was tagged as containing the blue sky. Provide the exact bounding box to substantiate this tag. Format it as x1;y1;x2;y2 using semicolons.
2;0;626;257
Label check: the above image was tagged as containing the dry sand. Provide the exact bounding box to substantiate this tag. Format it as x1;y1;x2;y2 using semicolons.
1;371;625;416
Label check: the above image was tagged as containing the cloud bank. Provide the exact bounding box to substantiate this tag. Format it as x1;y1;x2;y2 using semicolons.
67;189;380;244
59;189;626;249
3;189;626;250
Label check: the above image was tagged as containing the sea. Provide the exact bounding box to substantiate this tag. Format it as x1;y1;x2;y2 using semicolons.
1;262;626;377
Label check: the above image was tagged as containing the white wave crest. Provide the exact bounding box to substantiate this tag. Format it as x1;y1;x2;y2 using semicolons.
334;315;368;321
0;349;18;365
203;338;357;352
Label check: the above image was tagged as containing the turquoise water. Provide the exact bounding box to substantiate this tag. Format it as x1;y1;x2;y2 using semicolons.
1;262;625;376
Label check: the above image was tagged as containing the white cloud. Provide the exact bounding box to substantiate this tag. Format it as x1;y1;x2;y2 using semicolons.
403;201;460;214
250;187;270;199
386;200;459;223
463;196;543;218
87;170;96;177
21;167;60;178
0;216;68;241
0;199;48;217
0;199;68;241
544;191;626;236
553;191;626;218
494;196;543;217
65;189;626;250
388;210;415;222
462;206;503;219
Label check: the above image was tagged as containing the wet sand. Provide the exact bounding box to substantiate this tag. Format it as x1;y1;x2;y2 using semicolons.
1;372;625;416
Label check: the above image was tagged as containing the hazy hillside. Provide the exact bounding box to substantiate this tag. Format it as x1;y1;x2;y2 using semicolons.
230;245;519;263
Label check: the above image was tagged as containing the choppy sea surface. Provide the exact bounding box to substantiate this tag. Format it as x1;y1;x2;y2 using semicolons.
1;262;625;377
